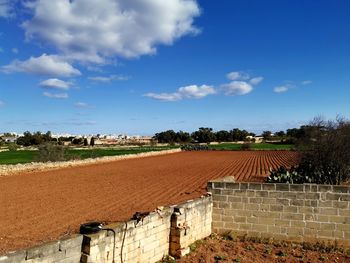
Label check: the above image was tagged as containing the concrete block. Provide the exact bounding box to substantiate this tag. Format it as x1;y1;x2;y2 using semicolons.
0;250;26;263
26;241;60;260
262;183;276;191
59;235;83;251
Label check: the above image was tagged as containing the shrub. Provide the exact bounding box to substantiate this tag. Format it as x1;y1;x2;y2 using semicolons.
181;144;209;151
36;143;67;162
240;143;251;150
8;143;19;152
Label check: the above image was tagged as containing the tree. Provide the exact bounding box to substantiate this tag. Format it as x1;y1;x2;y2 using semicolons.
191;127;216;143
215;130;230;142
90;137;95;147
153;130;177;144
262;131;272;140
84;138;88;146
176;131;191;144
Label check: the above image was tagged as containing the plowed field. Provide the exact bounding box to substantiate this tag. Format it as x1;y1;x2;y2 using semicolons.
0;151;298;254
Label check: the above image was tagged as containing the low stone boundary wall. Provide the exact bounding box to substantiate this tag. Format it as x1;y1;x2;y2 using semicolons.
208;180;350;246
0;235;83;263
0;195;212;263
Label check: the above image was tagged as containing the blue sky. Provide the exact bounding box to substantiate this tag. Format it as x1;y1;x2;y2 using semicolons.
0;0;349;135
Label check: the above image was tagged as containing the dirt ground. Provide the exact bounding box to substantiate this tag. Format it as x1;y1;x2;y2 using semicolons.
177;235;350;263
0;151;298;255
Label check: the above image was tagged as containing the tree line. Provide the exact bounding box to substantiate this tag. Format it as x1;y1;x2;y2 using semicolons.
153;126;320;144
153;127;255;144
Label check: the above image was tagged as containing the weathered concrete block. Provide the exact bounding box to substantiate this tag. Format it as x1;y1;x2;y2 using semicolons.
26;241;60;260
0;250;26;263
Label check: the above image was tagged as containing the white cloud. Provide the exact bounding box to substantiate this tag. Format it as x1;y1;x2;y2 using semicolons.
43;92;68;99
88;75;129;82
273;86;289;93
144;92;182;102
74;102;94;108
221;81;253;96
2;54;81;77
0;0;14;18
226;71;250;81
144;85;215;101
11;48;18;54
40;78;72;90
178;85;216;99
249;76;264;85
22;0;200;64
302;80;312;85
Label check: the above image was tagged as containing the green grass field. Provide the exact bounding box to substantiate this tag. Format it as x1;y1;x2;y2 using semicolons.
0;146;177;165
209;143;295;151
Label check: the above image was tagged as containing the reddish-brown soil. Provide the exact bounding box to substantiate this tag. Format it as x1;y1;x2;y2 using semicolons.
0;151;298;255
177;236;350;263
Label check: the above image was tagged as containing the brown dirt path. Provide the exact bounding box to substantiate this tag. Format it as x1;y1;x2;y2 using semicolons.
0;151;298;255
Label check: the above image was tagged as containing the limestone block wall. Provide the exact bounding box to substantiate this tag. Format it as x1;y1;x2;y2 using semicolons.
0;235;83;263
81;207;173;263
169;197;212;257
208;181;350;246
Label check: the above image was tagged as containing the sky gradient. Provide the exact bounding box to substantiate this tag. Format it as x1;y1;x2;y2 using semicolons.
0;0;349;135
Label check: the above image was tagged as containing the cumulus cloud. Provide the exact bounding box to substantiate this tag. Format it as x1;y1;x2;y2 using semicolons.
39;78;72;90
2;54;81;77
43;92;68;99
0;0;14;18
22;0;200;64
74;102;94;108
221;71;263;96
273;86;289;93
221;81;253;96
144;85;215;101
88;75;129;82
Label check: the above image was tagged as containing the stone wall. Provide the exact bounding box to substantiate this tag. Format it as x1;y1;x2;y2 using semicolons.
208;180;350;246
0;195;212;263
169;197;212;257
0;235;83;263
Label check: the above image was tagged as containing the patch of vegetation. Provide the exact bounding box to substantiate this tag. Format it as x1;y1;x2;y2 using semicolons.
209;143;294;151
36;143;68;162
0;146;178;165
267;116;350;185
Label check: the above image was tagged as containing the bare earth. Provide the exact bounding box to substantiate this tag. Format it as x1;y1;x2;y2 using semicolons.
0;151;298;255
178;236;350;263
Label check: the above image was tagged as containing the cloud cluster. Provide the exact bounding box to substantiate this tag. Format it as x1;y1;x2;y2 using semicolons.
2;54;81;77
145;71;263;101
273;80;311;93
40;78;72;90
22;0;200;64
221;71;263;96
144;85;215;101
